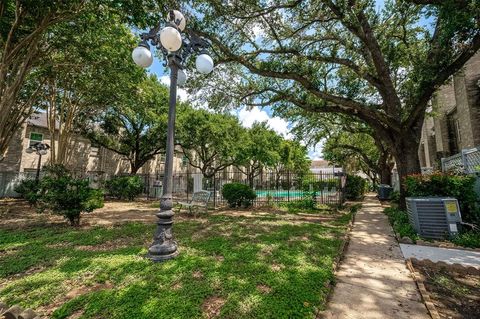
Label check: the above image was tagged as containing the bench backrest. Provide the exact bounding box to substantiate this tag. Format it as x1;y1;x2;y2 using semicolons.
191;190;211;205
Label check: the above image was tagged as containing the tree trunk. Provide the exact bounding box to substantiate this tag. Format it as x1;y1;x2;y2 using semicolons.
392;137;421;209
378;160;392;185
130;162;140;175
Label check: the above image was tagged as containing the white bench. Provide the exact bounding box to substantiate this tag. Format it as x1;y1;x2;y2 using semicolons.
177;190;211;216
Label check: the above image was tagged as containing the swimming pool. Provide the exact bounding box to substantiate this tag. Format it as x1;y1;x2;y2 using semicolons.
255;190;335;198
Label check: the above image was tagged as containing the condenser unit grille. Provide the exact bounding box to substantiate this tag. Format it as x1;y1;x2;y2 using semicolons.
406;197;461;240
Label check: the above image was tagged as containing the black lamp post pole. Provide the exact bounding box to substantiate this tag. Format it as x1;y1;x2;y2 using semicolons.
35;153;42;182
146;54;180;261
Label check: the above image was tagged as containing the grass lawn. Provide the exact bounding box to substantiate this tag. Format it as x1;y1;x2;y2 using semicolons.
0;206;354;319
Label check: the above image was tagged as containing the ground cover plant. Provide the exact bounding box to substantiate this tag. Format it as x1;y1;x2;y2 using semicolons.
0;205;353;318
384;206;480;248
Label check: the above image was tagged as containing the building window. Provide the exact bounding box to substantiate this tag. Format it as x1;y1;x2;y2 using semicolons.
90;143;100;157
446;110;460;154
29;132;43;147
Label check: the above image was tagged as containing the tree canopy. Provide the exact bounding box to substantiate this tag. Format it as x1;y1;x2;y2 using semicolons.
85;75;169;174
176;106;246;178
184;0;480;205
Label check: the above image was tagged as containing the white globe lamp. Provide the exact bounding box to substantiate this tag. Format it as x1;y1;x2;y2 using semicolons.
177;69;187;86
160;26;182;52
195;54;214;74
169;10;186;31
132;45;153;68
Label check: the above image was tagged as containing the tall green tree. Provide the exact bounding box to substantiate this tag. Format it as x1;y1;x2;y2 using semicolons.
0;0;164;161
236;122;282;187
41;8;143;166
85;75;169;174
291;111;394;185
176;107;246;178
272;139;311;187
323;132;394;186
186;0;480;206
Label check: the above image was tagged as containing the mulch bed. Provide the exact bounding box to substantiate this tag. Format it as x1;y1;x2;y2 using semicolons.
410;260;480;319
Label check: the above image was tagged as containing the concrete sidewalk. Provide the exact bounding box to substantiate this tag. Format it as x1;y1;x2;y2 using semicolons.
400;243;480;269
322;194;429;319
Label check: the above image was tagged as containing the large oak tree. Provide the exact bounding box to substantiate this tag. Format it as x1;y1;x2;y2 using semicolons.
185;0;480;205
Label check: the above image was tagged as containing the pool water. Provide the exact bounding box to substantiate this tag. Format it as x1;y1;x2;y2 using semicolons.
255;190;335;197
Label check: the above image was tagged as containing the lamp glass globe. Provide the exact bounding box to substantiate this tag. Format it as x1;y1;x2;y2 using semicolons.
177;69;187;86
169;10;186;31
132;46;153;68
160;26;182;52
196;54;214;74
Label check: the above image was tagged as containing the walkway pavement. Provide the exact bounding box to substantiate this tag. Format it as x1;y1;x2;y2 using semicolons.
400;244;480;269
322;194;429;319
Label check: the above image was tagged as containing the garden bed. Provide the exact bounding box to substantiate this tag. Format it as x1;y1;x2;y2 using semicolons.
384;206;480;249
409;259;480;319
0;203;355;318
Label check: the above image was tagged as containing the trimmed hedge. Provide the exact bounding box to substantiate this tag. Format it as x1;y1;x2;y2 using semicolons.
404;173;479;223
221;183;257;208
345;174;367;200
105;175;144;200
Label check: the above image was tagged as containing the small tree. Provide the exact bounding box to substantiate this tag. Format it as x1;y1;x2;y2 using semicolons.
177;107;246;178
236;122;282;187
85;75;169;174
272;140;311;188
38;165;104;226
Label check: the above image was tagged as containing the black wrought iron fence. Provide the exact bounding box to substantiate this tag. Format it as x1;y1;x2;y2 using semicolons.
1;170;346;207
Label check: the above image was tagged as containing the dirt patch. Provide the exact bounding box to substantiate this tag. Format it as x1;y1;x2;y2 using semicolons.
68;309;84;319
256;284;272;294
192;270;204;279
36;282;113;317
171;282;182;290
270;263;284;272
214;255;224;262
202;296;226;318
0;200;168;229
411;260;480;319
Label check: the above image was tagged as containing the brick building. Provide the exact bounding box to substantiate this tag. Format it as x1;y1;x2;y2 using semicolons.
0;112;187;176
418;51;480;169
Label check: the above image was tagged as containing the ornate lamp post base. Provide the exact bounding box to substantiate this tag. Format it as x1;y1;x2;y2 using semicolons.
146;196;179;262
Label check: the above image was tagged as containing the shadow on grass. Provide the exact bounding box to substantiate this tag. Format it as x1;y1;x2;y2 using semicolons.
0;213;351;319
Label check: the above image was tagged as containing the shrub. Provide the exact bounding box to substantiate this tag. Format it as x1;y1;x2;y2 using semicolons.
345;174;367;200
451;230;480;248
301;175;338;192
404;173;479;223
384;207;419;240
39;173;104;226
14;179;41;205
105;175;144;200
389;190;400;203
281;197;316;213
221;183;257;208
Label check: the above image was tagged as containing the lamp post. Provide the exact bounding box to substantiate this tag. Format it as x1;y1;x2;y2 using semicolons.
26;142;50;182
132;10;214;262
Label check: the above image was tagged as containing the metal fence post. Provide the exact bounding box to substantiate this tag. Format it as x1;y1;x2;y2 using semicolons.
213;173;216;209
287;170;290;202
441;157;446;172
461;148;468;174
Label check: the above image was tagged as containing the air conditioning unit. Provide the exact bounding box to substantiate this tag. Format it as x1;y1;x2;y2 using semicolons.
406;197;462;239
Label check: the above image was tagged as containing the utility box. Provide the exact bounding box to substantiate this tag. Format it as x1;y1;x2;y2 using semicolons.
406;197;462;239
378;184;393;200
